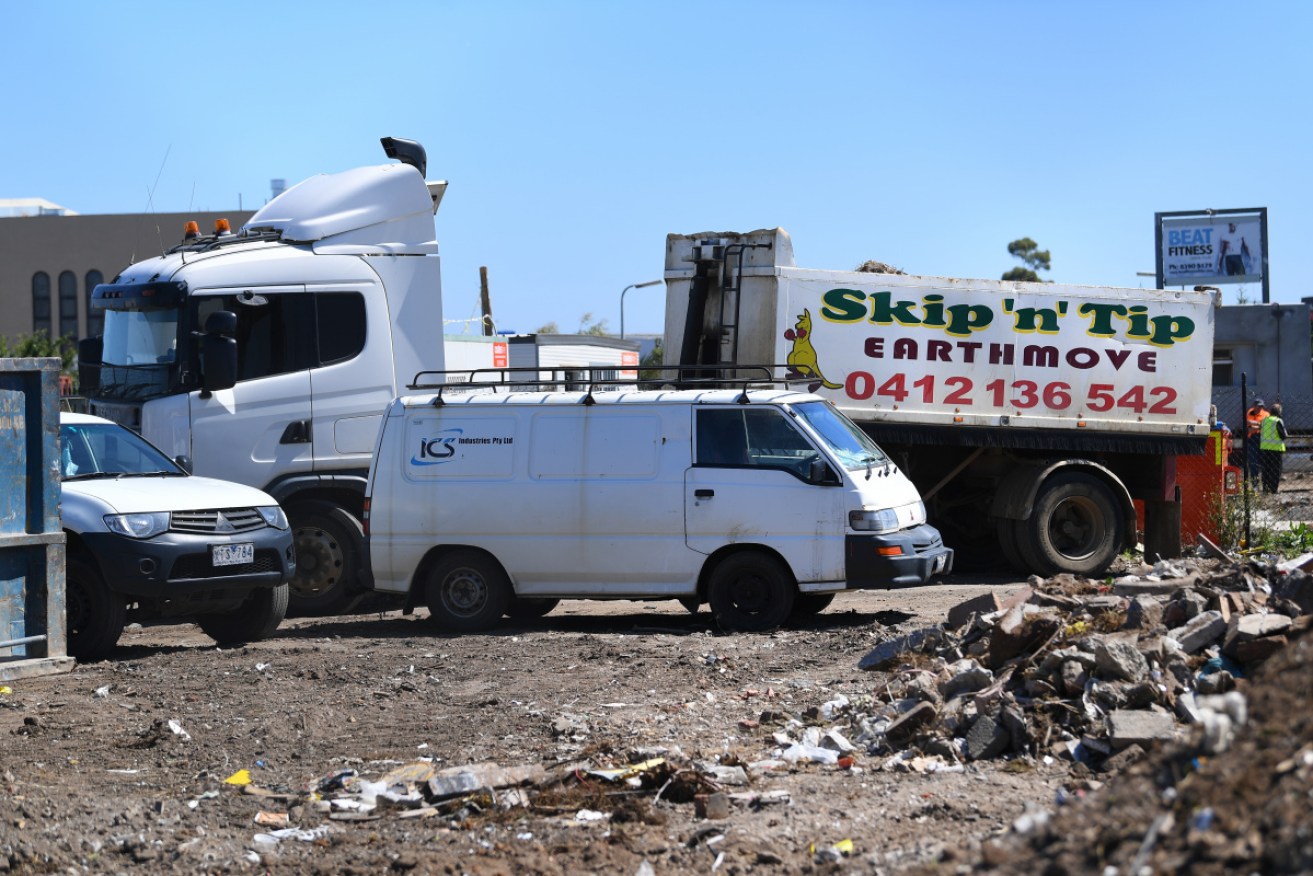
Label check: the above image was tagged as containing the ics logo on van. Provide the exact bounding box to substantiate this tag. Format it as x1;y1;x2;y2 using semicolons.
412;429;463;465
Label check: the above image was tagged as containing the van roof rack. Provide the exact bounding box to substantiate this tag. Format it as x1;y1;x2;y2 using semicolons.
407;365;814;406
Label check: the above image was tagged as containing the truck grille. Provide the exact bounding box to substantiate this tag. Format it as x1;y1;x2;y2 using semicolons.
170;549;282;580
170;508;267;534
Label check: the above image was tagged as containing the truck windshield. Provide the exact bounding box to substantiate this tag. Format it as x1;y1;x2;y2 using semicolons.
96;309;182;401
792;401;889;471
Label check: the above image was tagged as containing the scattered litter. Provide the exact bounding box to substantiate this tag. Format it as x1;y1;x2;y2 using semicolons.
167;719;191;741
253;811;289;827
93;685;109;698
575;809;607;822
252;825;334;845
225;769;252;786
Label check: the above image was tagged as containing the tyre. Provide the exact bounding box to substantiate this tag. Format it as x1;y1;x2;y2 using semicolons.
995;519;1028;572
196;584;289;646
708;552;795;632
505;596;559;619
791;592;836;617
288;501;364;616
424;551;510;633
1014;472;1123;576
677;596;701;615
65;556;126;661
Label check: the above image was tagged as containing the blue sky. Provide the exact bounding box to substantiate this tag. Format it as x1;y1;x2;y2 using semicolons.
5;1;1308;336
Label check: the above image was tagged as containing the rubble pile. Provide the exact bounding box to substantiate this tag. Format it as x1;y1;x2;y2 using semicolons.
790;557;1313;775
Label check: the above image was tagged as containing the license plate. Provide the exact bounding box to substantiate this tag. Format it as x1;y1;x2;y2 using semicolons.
212;543;254;567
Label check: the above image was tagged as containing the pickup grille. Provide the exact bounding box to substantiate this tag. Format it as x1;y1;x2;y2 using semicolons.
170;508;266;534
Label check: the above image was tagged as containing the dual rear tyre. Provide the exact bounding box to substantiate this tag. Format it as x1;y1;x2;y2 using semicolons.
997;472;1123;576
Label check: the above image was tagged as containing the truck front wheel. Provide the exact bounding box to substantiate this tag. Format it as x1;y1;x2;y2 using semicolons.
66;556;126;661
1015;472;1123;576
288;502;364;616
424;551;510;633
708;552;795;632
196;584;289;646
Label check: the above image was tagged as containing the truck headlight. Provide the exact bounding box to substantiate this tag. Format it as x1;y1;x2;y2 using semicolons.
104;512;170;539
849;508;900;533
257;506;290;530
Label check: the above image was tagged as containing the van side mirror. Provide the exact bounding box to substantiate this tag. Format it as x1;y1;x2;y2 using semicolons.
200;311;238;396
810;458;837;485
78;336;103;394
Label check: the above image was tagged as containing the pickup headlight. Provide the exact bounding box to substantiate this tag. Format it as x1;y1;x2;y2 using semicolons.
104;512;170;539
849;508;900;533
257;505;290;530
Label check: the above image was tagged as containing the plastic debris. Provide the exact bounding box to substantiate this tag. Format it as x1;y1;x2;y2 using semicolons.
225;769;252;786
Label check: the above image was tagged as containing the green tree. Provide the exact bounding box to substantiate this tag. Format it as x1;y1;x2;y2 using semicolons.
639;341;665;381
533;314;610;336
1002;237;1051;282
0;330;77;375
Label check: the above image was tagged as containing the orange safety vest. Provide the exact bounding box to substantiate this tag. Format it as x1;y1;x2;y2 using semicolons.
1247;407;1269;437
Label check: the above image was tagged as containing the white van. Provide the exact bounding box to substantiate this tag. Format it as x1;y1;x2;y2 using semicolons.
365;387;952;632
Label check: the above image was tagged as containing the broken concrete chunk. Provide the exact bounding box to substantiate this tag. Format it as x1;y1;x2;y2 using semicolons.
1124;596;1164;630
1164;590;1209;628
946;593;1001;630
1094;638;1150;683
883;701;939;747
939;659;994;698
965;714;1011;761
1106;709;1176;749
1231;635;1288;665
1112;579;1181;598
1060;661;1088;696
1223;612;1294;650
1171;610;1226;653
858;627;944;671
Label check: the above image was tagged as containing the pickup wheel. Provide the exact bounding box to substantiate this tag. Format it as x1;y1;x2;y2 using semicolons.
708;552;795;632
424;551;510;633
677;596;701;614
288;502;364;617
196;584;289;646
791;592;836;617
1015;472;1123;576
66;556;126;661
505;596;559;619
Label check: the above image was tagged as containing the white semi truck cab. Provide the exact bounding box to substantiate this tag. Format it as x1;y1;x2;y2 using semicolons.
79;138;447;614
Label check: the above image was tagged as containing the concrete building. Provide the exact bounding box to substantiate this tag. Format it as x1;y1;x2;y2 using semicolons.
1211;302;1313;431
0;208;252;343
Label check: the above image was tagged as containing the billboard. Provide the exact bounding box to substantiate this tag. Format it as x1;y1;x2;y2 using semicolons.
1155;208;1268;299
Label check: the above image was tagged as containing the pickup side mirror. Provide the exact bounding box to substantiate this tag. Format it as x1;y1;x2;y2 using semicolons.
174;454;193;474
200;311;238;396
78;336;103;394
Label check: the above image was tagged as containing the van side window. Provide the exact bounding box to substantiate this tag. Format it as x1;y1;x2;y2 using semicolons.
697;408;821;478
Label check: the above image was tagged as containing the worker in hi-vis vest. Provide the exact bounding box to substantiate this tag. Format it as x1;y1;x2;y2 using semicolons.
1259;402;1288;494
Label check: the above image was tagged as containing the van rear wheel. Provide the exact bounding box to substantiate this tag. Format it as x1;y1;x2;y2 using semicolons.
709;553;795;632
505;596;559;619
791;592;835;617
424;551;510;633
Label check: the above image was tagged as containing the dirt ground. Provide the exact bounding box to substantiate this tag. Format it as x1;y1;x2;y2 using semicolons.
0;578;1098;875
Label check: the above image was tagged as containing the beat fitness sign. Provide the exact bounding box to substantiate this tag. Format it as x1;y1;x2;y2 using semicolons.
1155;208;1269;302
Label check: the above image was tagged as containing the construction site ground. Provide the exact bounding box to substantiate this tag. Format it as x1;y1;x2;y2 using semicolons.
2;558;1310;874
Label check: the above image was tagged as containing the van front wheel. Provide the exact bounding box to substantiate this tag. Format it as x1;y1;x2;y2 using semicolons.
424;551;510;633
709;553;795;632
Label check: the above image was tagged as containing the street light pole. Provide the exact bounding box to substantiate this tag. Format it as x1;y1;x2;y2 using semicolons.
620;279;662;339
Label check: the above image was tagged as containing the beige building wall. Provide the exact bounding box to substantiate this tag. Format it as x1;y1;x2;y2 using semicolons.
0;211;253;342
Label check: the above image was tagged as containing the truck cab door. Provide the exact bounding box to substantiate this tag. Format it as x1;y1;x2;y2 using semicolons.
685;407;846;583
186;288;315;487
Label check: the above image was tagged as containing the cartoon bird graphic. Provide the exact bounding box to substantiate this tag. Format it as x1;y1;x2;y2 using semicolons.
784;309;842;392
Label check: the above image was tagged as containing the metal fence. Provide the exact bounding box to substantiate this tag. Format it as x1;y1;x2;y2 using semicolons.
1180;390;1313;555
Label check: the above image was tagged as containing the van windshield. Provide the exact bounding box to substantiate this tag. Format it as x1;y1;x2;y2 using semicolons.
792;401;889;471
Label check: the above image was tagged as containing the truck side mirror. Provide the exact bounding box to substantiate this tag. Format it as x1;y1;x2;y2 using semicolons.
200;311;238;396
77;336;103;394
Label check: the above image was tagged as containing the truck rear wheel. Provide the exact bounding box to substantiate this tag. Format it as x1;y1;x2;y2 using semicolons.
66;556;126;661
288;502;364;616
196;584;289;646
424;550;510;633
1015;472;1123;576
708;552;795;632
995;519;1028;572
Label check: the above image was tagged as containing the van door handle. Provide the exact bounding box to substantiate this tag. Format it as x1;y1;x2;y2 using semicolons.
279;420;311;444
694;489;714;498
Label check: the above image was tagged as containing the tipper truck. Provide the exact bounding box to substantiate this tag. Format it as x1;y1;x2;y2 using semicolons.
79;138;447;614
663;229;1220;575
